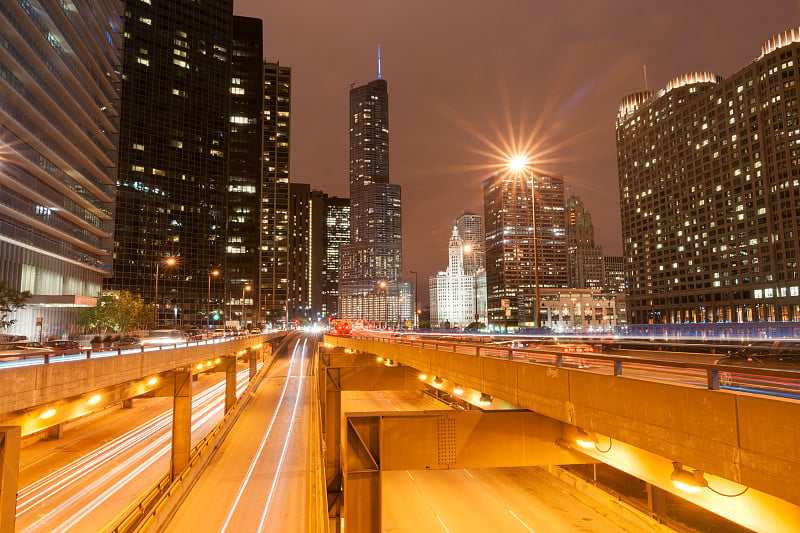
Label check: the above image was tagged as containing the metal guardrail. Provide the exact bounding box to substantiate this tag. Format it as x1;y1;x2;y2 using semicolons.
0;334;264;367
350;335;800;399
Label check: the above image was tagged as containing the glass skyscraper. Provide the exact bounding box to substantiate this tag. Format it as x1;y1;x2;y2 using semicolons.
0;0;123;339
107;0;232;326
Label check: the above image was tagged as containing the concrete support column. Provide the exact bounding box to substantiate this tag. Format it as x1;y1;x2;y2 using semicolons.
224;356;237;413
122;399;133;409
44;423;63;440
325;366;342;528
646;482;666;516
249;349;258;381
0;426;21;533
171;369;192;481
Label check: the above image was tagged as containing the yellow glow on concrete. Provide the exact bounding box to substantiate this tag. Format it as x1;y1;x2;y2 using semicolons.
87;395;101;406
195;363;204;370
376;357;384;362
147;377;159;386
673;480;703;494
576;438;595;449
419;373;427;381
570;429;800;533
214;358;221;364
453;386;464;395
205;361;212;367
40;408;56;419
251;344;262;350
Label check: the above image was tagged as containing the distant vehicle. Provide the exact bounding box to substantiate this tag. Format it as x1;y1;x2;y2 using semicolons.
331;320;352;336
249;328;262;335
43;340;82;355
112;336;143;349
0;342;54;359
555;342;595;353
143;330;188;346
184;329;204;341
212;329;236;338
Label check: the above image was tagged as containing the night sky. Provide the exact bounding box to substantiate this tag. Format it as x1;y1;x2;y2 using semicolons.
234;0;799;299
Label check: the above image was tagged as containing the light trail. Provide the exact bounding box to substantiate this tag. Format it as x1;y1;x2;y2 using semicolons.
17;367;252;531
257;338;308;531
220;339;302;533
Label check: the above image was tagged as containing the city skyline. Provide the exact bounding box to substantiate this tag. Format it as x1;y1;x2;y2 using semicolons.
233;0;799;289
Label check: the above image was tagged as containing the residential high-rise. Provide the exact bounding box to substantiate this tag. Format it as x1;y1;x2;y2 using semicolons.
0;0;123;339
227;16;264;328
107;0;232;326
483;171;567;330
429;227;475;328
566;195;605;290
339;75;411;325
322;196;350;319
261;62;291;327
288;183;311;322
617;27;800;325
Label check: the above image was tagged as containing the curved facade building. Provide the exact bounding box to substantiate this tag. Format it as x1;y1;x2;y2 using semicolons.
617;28;800;325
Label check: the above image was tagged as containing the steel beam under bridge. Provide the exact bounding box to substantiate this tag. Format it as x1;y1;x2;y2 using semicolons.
343;410;590;533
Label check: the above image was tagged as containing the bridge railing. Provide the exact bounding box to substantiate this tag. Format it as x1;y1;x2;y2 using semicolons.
349;335;800;400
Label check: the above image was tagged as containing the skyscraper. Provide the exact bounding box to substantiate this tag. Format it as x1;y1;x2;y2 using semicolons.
0;0;123;339
108;0;232;325
227;16;263;327
288;183;311;322
455;211;487;324
261;62;291;327
617;27;800;325
339;73;411;325
566;195;605;290
322;196;350;319
483;171;567;330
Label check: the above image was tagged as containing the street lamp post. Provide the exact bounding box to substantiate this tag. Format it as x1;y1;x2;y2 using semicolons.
463;245;479;326
379;280;388;328
154;257;176;328
509;155;541;330
242;285;252;329
409;270;418;328
207;270;220;330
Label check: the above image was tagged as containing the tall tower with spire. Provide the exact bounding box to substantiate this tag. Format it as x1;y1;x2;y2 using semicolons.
339;52;411;326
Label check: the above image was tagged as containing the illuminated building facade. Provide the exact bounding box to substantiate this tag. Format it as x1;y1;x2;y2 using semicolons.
617;27;800;325
603;255;628;325
322;195;350;319
261;62;291;327
455;211;487;324
108;0;232;326
227;16;263;327
483;171;567;330
566;195;605;290
339;76;412;326
0;0;123;339
288;183;311;322
429;227;475;328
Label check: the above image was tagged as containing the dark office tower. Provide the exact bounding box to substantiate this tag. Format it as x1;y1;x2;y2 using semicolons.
261;62;291;328
483;171;567;330
340;75;411;325
108;0;232;326
455;211;485;276
617;27;800;325
0;0;123;340
566;195;605;290
322;196;350;319
227;17;263;328
288;183;311;322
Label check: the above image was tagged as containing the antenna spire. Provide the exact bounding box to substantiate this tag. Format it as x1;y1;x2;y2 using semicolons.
377;43;382;80
643;64;649;91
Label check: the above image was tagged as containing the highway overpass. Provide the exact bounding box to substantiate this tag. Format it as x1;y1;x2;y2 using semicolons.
324;333;800;533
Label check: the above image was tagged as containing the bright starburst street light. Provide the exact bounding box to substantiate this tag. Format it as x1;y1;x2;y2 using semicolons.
509;154;528;172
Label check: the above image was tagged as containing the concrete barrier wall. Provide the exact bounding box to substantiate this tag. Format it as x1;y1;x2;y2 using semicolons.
326;335;800;508
0;333;286;415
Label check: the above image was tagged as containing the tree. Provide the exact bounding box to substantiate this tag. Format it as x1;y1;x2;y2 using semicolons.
0;282;31;329
77;291;153;333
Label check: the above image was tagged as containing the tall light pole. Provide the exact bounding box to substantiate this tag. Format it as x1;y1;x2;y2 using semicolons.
242;285;252;329
207;270;220;330
509;155;541;329
409;270;418;328
463;245;479;326
154;257;176;328
379;280;387;328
